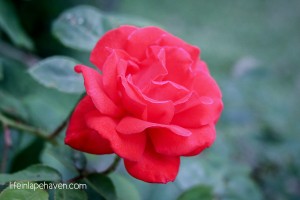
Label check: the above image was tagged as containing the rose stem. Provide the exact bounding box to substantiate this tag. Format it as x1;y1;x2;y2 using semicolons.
1;124;12;173
0;112;56;145
0;40;39;67
66;156;121;183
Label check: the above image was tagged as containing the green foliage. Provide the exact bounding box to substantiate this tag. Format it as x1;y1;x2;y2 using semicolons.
176;152;263;200
177;185;213;200
0;89;29;120
84;174;117;200
52;5;159;51
10;138;45;172
54;189;88;200
109;173;141;200
0;0;33;49
52;5;106;51
29;56;84;94
0;164;61;185
40;144;81;181
0;186;48;200
0;59;80;131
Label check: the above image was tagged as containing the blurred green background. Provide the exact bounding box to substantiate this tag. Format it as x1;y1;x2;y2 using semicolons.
1;0;300;199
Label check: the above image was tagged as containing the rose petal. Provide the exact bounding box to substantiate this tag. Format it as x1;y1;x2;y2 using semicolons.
119;76;148;119
111;49;140;76
150;125;215;156
193;72;222;98
131;47;167;90
144;80;190;102
184;125;216;156
116;116;191;136
75;64;123;117
172;97;223;128
193;59;209;73
126;26;166;60
124;145;180;183
90;25;138;69
65;96;113;154
127;75;175;123
120;76;175;123
85;113;146;161
174;92;200;113
143;95;174;124
101;51;132;102
157;33;200;60
162;47;194;88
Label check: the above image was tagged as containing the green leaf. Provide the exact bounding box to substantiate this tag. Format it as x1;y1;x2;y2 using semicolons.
0;0;33;49
40;144;80;181
29;56;84;94
109;173;140;200
52;5;160;51
0;164;61;185
10;138;44;172
52;5;106;51
54;189;88;200
84;174;117;200
0;186;48;200
177;185;213;200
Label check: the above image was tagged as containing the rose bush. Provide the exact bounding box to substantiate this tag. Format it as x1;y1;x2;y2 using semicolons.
65;25;223;183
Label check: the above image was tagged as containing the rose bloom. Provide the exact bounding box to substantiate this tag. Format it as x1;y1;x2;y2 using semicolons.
65;25;223;183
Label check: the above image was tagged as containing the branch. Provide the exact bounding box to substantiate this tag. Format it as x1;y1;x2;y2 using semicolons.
0;112;56;145
0;40;39;67
47;119;68;140
1;124;12;173
66;155;121;183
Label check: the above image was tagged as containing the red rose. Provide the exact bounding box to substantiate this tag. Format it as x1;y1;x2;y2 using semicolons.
65;26;223;183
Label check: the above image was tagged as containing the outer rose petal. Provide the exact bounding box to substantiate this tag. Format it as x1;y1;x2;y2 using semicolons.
172;97;223;128
150;125;216;156
184;125;216;156
90;25;137;69
65;96;113;154
193;72;222;98
193;59;209;73
85;113;146;161
124;145;180;183
75;65;123;117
